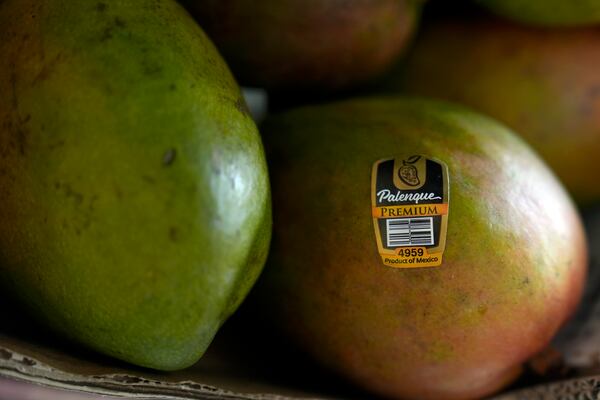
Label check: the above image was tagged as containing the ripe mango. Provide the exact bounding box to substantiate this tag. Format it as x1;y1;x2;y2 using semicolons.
0;0;271;370
180;0;425;92
386;16;600;206
258;97;587;400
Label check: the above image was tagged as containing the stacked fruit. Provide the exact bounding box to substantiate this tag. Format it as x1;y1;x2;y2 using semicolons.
0;1;596;399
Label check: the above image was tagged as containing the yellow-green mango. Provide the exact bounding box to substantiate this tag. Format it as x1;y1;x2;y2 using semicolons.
258;97;586;400
0;0;271;371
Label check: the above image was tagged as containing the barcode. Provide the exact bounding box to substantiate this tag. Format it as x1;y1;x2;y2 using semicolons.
386;217;434;247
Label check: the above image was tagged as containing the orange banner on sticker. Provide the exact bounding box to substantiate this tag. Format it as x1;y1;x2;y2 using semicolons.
372;204;448;219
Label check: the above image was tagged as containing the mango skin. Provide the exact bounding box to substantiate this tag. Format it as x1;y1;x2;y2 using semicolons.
477;0;600;26
386;17;600;206
0;0;271;371
180;0;425;92
258;98;587;400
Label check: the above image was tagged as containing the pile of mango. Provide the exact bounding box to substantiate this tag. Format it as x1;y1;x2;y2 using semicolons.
0;1;596;399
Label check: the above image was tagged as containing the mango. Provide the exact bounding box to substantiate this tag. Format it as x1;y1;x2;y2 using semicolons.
257;97;587;400
180;0;425;92
0;0;271;370
476;0;600;26
385;16;600;206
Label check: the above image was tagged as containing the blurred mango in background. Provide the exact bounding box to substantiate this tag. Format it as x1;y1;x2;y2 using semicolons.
383;12;600;206
476;0;600;26
180;0;426;92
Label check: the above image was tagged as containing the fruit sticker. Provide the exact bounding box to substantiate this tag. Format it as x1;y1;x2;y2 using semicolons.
371;155;449;268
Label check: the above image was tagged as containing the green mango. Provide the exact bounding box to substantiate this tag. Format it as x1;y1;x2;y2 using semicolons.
258;97;586;400
0;0;271;371
477;0;600;26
